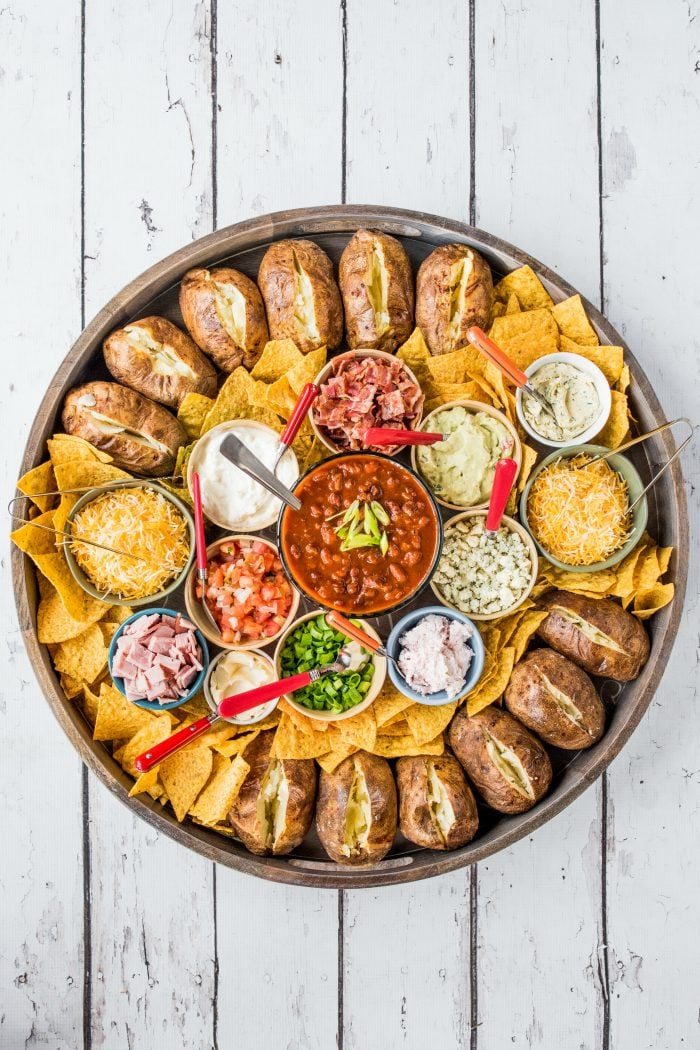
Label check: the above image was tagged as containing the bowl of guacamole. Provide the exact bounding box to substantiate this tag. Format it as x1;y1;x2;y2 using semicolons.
412;401;521;509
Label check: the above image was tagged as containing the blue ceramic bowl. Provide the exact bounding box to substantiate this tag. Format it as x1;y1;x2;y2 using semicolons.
386;605;485;706
108;607;209;711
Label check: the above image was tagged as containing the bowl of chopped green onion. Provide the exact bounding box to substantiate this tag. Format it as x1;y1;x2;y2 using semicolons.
274;610;387;722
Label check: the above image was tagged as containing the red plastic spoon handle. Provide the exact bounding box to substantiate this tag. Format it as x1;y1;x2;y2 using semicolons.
466;326;529;389
485;458;519;533
363;428;443;446
325;610;383;655
279;383;319;448
134;712;217;773
217;671;314;719
191;471;208;577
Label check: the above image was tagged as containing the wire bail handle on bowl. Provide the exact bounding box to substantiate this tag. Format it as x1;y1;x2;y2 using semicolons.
485;458;519;536
594;417;695;514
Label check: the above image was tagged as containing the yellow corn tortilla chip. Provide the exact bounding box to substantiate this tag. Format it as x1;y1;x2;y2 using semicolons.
53;459;129;493
214;730;261;758
373;683;414;726
160;747;213;822
11;510;58;556
334;707;377;752
505;292;521;315
489;309;560;370
517;444;539;493
128;767;161;799
81;683;100;725
633;583;675;619
616;364;631;393
115;715;173;777
271;714;330;759
47;434;114;465
251;339;304;382
278;698;329;733
466;646;515;715
178;392;215;441
316;745;359;774
397;328;431;368
200;367;282;434
594;391;629;448
371;732;444;758
301;437;332;473
507;611;549;662
93;681;160;741
16;461;57;514
494;266;553;311
405;702;457;746
265;375;298;419
53;623;108;684
656;546;673;575
550;295;599;346
188;753;250;824
287;346;327;395
376;719;410;737
490;301;506;320
33;552;110;622
558;335;624;385
59;673;83;700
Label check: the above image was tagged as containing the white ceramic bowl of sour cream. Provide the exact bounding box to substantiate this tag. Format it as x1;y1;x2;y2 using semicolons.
515;352;612;449
187;419;299;531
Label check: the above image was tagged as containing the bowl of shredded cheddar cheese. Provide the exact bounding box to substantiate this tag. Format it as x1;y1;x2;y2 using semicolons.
520;444;648;572
65;481;195;605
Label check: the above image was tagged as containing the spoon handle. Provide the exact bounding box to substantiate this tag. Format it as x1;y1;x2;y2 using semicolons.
485;457;519;534
325;610;385;657
363;428;443;446
217;671;315;718
134;712;217;772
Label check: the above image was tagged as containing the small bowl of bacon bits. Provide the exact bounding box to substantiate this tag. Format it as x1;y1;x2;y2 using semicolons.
310;349;424;455
184;535;300;650
108;608;209;710
520;443;648;572
65;481;195;606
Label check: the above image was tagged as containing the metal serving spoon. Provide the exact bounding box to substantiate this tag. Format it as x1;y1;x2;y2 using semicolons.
190;471;219;635
466;325;559;423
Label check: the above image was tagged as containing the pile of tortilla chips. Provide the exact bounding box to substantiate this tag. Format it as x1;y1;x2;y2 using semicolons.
10;266;676;835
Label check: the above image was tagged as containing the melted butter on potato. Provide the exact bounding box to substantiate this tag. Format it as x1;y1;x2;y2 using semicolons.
552;606;626;653
342;767;371;858
484;730;535;800
447;254;474;345
426;761;456;843
365;240;390;338
123;324;196;379
255;759;289;851
292;249;320;342
538;670;587;731
211;280;248;347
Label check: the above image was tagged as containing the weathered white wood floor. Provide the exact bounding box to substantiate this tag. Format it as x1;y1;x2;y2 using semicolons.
2;2;699;1047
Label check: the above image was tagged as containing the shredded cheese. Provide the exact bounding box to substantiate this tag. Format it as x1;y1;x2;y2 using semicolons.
70;488;189;600
527;455;631;566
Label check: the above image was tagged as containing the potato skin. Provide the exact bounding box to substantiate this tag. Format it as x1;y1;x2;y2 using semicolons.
258;239;343;353
61;380;185;476
505;648;605;750
228;730;316;856
179;267;269;372
449;706;552;814
396;753;478;850
416;244;493;355
537;590;650;681
103;316;217;408
339;228;414;352
316;751;397;866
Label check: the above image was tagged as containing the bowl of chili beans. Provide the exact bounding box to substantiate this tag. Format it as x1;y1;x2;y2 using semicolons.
278;452;443;617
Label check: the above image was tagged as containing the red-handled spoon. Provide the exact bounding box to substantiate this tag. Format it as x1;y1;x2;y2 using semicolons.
362;427;444;447
191;472;219;635
324;610;400;671
273;382;318;471
466;326;558;423
484;457;519;536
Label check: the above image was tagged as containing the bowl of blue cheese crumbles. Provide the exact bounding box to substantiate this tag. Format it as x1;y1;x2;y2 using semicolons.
430;510;538;620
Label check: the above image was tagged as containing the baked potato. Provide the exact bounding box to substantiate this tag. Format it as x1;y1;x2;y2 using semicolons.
103;316;217;409
316;751;397;866
537;590;650;681
448;706;552;814
504;648;605;750
61;381;185;476
257;239;343;353
415;244;493;355
396;753;478;850
179;266;269;372
338;228;414;352
228;730;316;856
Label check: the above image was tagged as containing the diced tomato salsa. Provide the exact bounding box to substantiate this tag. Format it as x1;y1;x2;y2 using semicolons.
196;538;294;644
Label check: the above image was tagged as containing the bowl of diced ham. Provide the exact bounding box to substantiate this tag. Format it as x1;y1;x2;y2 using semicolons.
108;608;209;710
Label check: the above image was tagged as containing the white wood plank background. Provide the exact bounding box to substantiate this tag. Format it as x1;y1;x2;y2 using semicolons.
2;2;698;1047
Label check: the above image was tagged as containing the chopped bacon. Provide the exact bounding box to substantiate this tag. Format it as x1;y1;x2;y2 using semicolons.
312;356;424;451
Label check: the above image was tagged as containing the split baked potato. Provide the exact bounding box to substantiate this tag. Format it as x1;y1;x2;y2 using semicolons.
257;239;343;353
316;751;397;866
449;706;552;814
228;730;316;856
505;648;605;750
339;228;414;352
103;316;217;409
61;380;185;476
537;590;650;681
179;266;269;372
396;753;478;850
416;244;493;355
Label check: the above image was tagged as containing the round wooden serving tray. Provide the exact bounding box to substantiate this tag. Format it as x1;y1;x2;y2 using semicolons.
12;205;689;889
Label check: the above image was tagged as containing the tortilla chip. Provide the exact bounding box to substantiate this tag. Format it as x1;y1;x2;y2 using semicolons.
271;713;329;759
397;328;431;369
128;767;161;799
373;683;414;726
301;437;332;472
507;611;549;662
178;393;214;441
160;747;213;822
371;732;444;758
488;309;560;370
188;753;250;824
287;346;327;396
616;364;631;393
316;745;359;774
47;434;113;465
33;552;110;621
53;623;108;684
517;444;539;493
16;461;57;513
334;707;377;752
558;335;624;385
251;339;304;382
81;683;100;724
59;673;84;700
53;459;129;494
405;702;457;745
494;266;553;311
265;375;298;418
466;646;515;715
93;681;159;741
11;511;58;556
376;718;411;737
116;715;173;777
214;730;262;758
594;391;629;448
200;367;282;434
633;582;675;618
550;295;599;346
